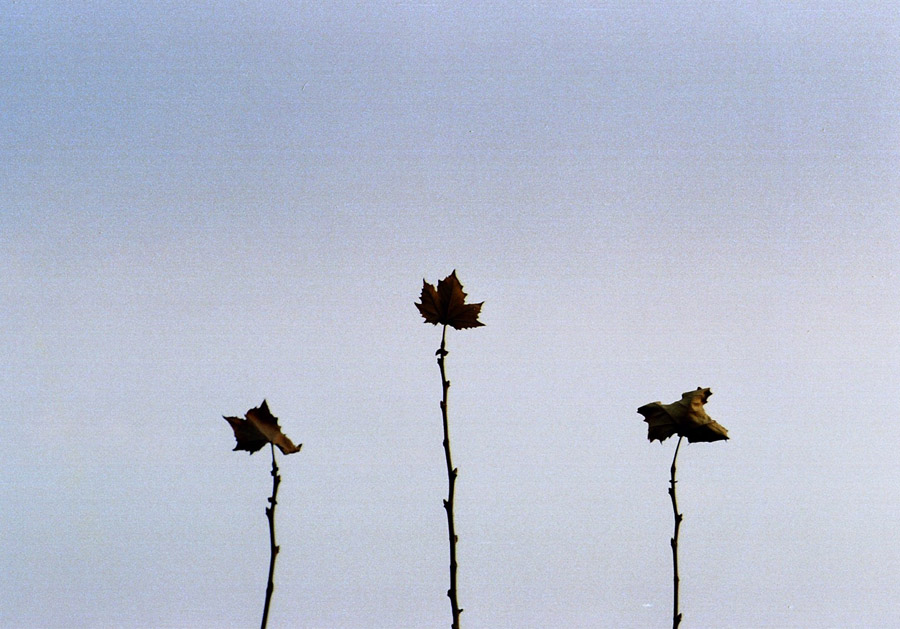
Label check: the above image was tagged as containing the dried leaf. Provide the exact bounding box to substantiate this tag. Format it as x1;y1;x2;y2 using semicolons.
415;270;484;330
637;387;729;443
224;400;302;455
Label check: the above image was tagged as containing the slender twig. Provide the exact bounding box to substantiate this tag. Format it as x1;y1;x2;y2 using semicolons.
436;324;462;629
668;436;684;629
261;443;281;629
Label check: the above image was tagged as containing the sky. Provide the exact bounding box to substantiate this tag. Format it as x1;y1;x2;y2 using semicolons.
2;1;899;627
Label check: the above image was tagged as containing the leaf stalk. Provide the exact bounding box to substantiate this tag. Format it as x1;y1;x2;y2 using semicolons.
437;324;462;629
261;443;281;629
669;436;684;629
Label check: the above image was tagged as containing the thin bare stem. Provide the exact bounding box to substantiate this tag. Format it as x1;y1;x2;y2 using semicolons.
669;436;684;629
436;324;462;629
261;443;281;629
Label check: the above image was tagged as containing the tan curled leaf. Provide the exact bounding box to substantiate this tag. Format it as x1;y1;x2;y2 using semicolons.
224;400;302;455
637;387;729;443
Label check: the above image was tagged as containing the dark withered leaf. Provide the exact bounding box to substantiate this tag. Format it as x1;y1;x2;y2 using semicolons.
416;280;443;325
637;387;729;443
415;270;484;330
224;400;302;455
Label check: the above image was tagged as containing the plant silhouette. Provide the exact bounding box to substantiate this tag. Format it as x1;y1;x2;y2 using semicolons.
416;270;483;629
638;388;728;629
224;400;302;629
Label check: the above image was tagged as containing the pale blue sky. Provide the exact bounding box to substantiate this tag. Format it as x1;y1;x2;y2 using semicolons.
2;2;899;627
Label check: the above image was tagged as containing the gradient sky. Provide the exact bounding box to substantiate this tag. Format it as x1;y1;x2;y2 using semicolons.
2;2;899;628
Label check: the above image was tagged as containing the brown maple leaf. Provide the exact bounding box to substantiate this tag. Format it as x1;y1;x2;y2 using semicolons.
637;387;729;443
224;400;302;455
415;270;484;330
